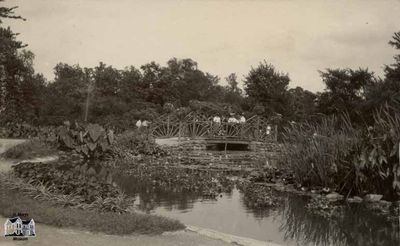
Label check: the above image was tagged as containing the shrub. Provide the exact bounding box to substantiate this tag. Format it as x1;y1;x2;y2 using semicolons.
115;130;168;157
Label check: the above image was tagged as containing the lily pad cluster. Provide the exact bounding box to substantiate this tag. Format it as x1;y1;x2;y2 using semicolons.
247;167;295;185
12;159;130;212
306;196;344;219
125;164;234;198
238;181;280;208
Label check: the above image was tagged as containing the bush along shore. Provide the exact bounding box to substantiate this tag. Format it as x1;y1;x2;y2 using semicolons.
0;122;185;234
281;111;400;201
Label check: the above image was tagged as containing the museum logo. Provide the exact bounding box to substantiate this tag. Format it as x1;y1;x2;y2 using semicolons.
4;213;35;240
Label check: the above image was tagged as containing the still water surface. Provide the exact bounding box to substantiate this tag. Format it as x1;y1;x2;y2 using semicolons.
117;175;400;246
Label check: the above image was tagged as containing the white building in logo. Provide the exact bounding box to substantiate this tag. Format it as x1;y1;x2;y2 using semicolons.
4;217;35;237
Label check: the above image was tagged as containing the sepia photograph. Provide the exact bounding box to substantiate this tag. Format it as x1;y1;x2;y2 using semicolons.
0;0;399;245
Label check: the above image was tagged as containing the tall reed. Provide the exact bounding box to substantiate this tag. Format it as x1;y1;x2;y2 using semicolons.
282;115;358;189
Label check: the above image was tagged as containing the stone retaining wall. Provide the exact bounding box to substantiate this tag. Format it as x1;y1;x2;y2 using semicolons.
163;139;282;167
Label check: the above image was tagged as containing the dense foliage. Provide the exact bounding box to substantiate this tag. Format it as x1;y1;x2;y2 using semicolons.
283;110;400;200
57;122;115;159
115;130;168;157
237;181;280;208
12;158;132;212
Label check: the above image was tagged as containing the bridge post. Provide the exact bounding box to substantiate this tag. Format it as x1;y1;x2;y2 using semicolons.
255;118;260;141
192;116;196;139
274;125;278;142
240;123;244;139
178;121;182;142
167;115;170;137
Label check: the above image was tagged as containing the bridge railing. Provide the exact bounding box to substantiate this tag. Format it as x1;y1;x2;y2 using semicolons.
150;114;277;142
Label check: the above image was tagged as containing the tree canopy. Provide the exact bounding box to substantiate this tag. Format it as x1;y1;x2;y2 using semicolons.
1;2;400;131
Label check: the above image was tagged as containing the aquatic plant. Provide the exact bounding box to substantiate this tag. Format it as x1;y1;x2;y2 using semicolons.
283;109;400;200
57;122;115;159
353;109;400;199
282;115;358;189
12;159;133;212
306;196;344;219
122;164;234;199
237;181;280;208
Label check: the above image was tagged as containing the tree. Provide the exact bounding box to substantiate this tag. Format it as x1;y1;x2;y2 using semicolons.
287;87;317;122
366;31;400;112
316;68;375;123
0;2;45;124
385;31;400;82
41;63;87;124
223;73;243;107
244;61;291;117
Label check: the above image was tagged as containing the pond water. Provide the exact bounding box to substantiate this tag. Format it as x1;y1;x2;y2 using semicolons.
117;174;400;246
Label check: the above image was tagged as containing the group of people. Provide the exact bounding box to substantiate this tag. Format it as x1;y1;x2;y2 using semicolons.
212;114;246;124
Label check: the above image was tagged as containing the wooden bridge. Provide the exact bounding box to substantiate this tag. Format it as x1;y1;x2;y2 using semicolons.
150;113;277;143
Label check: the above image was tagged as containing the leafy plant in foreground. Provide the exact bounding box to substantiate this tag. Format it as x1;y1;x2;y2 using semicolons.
57;122;115;159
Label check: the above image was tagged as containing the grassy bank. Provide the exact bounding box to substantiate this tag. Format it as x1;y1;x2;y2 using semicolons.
0;173;185;235
1;139;57;160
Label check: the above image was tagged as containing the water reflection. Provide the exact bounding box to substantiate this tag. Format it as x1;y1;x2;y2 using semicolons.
116;174;399;246
279;194;400;246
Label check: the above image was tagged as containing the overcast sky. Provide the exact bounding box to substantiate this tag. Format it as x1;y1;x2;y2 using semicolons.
3;0;400;92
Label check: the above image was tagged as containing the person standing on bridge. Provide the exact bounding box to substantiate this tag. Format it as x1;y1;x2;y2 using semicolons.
213;115;221;124
212;115;221;137
239;115;246;124
228;115;239;124
142;120;149;127
136;119;142;129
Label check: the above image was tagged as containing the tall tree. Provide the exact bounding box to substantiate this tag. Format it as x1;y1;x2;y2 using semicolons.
244;61;290;117
287;87;317;122
0;1;44;124
316;68;375;122
223;73;243;107
365;31;400;112
42;63;87;124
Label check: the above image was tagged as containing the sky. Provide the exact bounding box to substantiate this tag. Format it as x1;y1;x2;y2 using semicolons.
3;0;400;92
